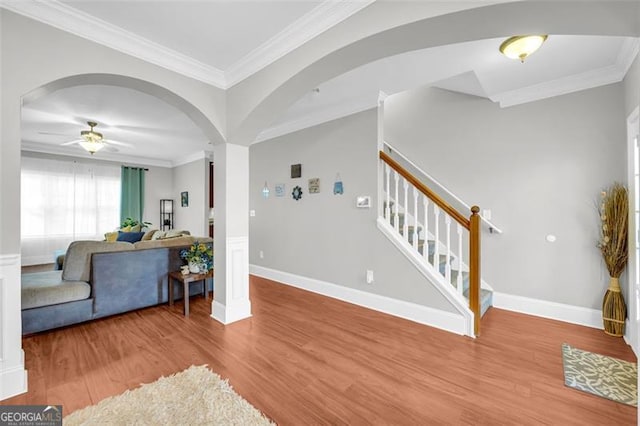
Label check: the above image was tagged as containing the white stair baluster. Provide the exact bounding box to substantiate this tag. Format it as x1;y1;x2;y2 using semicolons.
457;223;463;295
433;205;440;271
393;171;399;233
423;196;429;261
445;215;451;284
385;165;391;224
402;179;409;243
412;187;419;251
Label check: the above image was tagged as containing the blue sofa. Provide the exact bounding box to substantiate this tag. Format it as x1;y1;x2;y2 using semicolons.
21;238;213;334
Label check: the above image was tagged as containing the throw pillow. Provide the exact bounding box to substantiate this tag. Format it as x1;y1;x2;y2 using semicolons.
141;229;158;241
105;231;119;242
116;231;145;243
151;231;166;240
130;224;142;232
121;226;132;232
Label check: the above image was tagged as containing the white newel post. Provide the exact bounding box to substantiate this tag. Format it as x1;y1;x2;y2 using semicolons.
211;143;252;324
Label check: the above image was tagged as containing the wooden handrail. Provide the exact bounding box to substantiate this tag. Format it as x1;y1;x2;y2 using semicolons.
380;151;470;229
469;206;481;336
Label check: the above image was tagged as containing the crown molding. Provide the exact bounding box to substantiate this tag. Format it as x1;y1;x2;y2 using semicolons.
491;37;640;108
172;150;209;168
253;94;378;144
1;0;374;89
223;0;375;87
1;0;226;88
21;141;174;168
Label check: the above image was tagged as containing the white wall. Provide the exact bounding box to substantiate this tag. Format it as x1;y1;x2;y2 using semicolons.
384;84;627;310
250;109;456;312
143;166;173;230
173;158;208;236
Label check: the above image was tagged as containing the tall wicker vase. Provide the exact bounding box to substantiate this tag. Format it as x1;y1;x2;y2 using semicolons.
602;277;626;337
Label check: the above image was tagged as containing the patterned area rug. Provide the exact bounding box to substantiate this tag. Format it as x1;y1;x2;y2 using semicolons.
562;343;637;407
64;365;274;425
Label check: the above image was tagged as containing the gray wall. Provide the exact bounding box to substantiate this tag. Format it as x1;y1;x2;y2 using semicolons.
249;109;455;312
173;158;208;236
384;84;627;310
624;53;639;117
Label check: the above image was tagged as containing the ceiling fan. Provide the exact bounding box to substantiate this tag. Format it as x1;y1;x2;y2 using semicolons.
60;121;132;155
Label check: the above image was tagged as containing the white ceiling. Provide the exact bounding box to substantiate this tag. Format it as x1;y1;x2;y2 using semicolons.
61;0;323;71
21;84;210;167
8;0;640;165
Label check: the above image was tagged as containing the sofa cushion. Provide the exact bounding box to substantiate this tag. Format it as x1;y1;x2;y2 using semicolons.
141;229;158;241
62;240;134;282
21;270;91;309
105;231;119;242
117;231;145;243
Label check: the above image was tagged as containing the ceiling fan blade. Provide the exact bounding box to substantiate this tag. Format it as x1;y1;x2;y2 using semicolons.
39;131;72;136
60;140;81;146
104;145;119;153
104;139;133;148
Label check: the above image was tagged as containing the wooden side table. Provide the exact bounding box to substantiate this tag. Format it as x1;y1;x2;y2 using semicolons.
168;269;214;316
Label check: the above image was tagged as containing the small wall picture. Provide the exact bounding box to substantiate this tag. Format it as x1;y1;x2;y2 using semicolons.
291;164;302;178
356;195;371;208
181;191;189;207
275;183;285;197
308;178;320;194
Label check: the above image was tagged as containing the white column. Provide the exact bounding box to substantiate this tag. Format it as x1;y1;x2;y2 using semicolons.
211;143;252;324
0;54;28;399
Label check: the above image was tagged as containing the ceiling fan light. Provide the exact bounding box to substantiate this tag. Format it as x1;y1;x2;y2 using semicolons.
499;35;548;62
79;140;105;155
80;130;103;142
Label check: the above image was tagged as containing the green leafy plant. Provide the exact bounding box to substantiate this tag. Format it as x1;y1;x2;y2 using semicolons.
120;218;153;230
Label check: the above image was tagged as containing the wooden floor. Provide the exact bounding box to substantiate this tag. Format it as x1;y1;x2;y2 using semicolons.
3;275;637;424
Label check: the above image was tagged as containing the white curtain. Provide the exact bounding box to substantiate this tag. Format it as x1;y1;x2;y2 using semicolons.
21;156;121;265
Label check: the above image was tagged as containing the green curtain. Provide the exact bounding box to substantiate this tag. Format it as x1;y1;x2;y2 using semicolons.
120;166;146;224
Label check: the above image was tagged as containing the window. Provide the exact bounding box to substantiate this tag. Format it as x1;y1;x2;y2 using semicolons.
21;156;120;265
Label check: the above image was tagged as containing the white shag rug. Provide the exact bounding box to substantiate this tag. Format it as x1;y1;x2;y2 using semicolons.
64;365;274;425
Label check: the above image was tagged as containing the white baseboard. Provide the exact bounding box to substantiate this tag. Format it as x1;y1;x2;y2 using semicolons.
211;300;252;325
0;352;28;401
250;265;467;336
493;292;603;329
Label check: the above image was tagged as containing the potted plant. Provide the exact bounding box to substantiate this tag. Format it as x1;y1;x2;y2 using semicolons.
598;182;629;336
180;241;213;274
120;218;152;231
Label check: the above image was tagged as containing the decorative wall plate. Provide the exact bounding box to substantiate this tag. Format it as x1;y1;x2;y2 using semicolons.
292;185;303;200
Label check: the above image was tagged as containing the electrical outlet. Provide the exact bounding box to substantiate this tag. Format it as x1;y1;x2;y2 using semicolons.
259;250;264;259
366;270;374;284
249;210;256;217
482;209;492;220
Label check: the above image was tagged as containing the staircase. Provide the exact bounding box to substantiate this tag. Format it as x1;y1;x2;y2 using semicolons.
378;144;498;337
385;201;493;318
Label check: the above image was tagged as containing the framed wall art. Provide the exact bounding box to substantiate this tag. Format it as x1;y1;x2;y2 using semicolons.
356;195;371;208
181;191;189;207
308;178;320;194
291;164;302;178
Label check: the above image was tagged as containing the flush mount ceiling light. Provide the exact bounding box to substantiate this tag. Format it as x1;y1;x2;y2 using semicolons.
78;121;105;154
499;35;548;63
